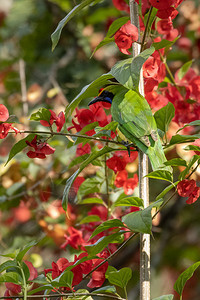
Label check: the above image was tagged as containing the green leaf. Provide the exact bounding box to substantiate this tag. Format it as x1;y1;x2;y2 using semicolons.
144;7;157;30
184;145;200;153
176;120;200;133
111;47;155;90
28;285;53;295
30;108;51;122
122;206;152;234
16;240;38;262
90;219;125;239
107;267;132;288
95;121;118;133
0;272;21;284
85;232;123;255
22;261;30;281
62;146;114;210
65;73;114;116
153;38;179;50
92;285;117;294
68;154;89;169
156;181;178;201
114;196;144;208
164;158;187;167
154;103;175;134
79;215;101;224
146;170;173;182
0;260;18;273
106;17;130;38
177;59;194;80
0;252;17;259
5;134;35;166
91;37;114;57
32;274;50;285
51;270;74;288
152;295;174;300
80;197;104;205
169;134;200;146
77;178;100;202
179;155;200;181
51;0;100;50
174;261;200;296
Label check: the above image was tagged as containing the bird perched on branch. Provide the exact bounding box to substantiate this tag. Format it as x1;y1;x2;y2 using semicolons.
89;88;171;172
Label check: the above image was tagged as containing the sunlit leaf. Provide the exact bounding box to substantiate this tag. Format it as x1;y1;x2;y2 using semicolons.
90;219;125;239
154;103;175;134
107;267;132;288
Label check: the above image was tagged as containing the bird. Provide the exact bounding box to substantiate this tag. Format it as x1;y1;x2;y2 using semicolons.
88;88;171;172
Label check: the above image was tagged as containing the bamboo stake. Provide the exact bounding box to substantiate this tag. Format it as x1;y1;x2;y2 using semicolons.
129;1;150;299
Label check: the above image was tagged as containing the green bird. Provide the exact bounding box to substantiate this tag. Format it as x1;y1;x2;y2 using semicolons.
89;88;171;172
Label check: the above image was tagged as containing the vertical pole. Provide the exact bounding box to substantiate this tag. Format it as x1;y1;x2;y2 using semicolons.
129;1;150;299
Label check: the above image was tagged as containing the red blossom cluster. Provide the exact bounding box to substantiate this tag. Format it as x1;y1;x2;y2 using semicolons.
44;249;109;289
177;179;200;204
40;109;65;132
4;261;37;299
0;104;19;139
162;68;200;125
149;0;184;19
26;135;55;159
114;21;139;55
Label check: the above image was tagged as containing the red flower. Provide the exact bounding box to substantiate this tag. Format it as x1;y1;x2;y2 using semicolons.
186;187;200;204
157;18;173;35
0;123;12;139
115;171;138;195
177;179;196;197
149;0;175;10
61;226;86;250
88;205;108;221
87;259;109;288
0;104;9;122
40;110;65;132
106;155;127;173
123;174;138;195
26;135;55;159
114;21;138;55
76;143;91;156
177;179;200;204
112;0;130;13
72;176;85;194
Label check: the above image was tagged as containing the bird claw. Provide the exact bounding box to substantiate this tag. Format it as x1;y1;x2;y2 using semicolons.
121;141;136;157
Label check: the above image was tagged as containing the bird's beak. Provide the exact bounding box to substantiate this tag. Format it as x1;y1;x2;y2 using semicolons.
88;96;112;106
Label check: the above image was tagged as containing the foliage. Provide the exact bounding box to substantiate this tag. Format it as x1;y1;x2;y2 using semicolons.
0;0;200;299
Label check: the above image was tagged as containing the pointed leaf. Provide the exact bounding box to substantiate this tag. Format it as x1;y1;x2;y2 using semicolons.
154;102;175;133
156;182;178;201
169;134;200;146
111;47;155;90
16;240;38;262
51;0;99;50
164;158;187;167
0;260;18;273
146;170;173;182
122;206;152;234
174;262;200;296
114;196;144;208
179;155;200;181
153;37;179;50
30;108;51;122
79;215;101;224
5;134;35;166
90;219;125;239
85;232;123;255
106;17;130;38
177;60;194;80
0;272;21;284
176;120;200;133
65;73;114;116
107;267;132;288
92;285;117;294
184;145;200;153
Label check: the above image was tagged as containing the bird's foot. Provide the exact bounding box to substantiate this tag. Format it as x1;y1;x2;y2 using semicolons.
121;141;136;157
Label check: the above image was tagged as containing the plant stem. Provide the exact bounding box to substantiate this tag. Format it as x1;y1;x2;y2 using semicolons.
18;262;27;300
130;1;150;299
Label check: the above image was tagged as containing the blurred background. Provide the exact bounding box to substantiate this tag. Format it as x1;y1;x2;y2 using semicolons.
0;0;200;298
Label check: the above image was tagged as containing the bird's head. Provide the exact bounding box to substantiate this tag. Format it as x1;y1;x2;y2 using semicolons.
88;90;114;106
